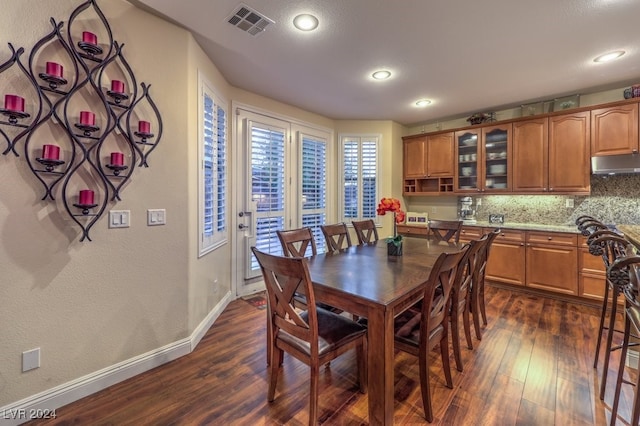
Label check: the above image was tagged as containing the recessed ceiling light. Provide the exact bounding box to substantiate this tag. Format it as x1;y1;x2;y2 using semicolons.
293;14;319;31
593;50;625;63
372;70;391;80
415;99;432;107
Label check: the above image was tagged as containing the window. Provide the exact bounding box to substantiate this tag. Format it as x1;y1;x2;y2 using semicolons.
339;134;379;223
300;133;327;253
199;73;228;256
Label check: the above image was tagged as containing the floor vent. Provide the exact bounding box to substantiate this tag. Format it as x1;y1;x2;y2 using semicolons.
227;4;274;36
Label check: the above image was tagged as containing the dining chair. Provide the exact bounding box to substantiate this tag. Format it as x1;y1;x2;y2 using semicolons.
321;222;352;252
393;246;468;422
352;219;379;245
277;227;318;257
608;253;640;426
428;219;463;243
586;229;631;400
449;234;488;371
251;247;367;425
470;228;500;339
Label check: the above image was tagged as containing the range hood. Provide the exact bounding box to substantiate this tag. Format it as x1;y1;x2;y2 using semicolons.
591;153;640;175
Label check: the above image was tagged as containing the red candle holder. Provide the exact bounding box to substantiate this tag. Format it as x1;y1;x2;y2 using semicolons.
4;94;24;112
36;144;65;172
138;121;151;134
80;111;95;126
46;62;63;78
82;31;97;45
111;80;125;94
106;152;128;176
79;189;94;205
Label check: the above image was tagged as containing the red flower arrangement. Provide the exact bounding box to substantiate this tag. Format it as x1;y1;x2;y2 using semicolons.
377;197;405;245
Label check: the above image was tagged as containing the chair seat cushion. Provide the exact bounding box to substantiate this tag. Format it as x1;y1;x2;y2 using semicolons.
277;308;366;356
393;294;445;347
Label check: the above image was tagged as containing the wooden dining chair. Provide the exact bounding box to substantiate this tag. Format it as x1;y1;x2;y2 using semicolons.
277;227;318;257
428;219;463;243
321;222;352;252
449;234;488;371
393;246;468;422
352;219;379;245
586;229;631;400
251;247;367;425
470;228;500;340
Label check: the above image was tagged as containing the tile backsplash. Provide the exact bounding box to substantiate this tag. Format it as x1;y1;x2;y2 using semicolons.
473;175;640;226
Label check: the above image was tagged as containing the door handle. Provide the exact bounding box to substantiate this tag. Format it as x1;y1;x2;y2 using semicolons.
238;211;251;217
238;223;249;230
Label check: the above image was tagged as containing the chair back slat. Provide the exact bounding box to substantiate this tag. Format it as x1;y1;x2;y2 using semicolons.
352;219;379;244
428;219;463;243
321;223;352;252
277;227;318;257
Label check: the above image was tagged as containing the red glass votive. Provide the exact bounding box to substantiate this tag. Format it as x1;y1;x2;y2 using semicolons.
110;152;124;166
138;120;151;133
42;144;60;160
82;31;97;45
111;80;125;94
78;189;94;205
4;94;25;112
80;111;95;126
46;62;63;78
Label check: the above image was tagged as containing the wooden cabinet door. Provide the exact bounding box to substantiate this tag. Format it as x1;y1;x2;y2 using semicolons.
548;111;590;193
513;118;548;192
485;229;526;286
526;234;578;295
454;129;481;192
404;137;427;178
426;132;454;177
591;103;639;156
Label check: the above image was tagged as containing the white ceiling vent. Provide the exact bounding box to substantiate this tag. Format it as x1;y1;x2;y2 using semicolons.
227;4;274;36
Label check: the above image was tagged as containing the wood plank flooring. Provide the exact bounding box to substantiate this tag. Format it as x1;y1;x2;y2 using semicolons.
28;285;638;425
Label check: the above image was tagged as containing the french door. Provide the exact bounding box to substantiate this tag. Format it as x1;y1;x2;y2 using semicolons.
234;109;330;296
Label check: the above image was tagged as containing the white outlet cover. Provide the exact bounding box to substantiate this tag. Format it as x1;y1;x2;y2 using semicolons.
147;209;166;226
109;210;130;228
22;348;40;372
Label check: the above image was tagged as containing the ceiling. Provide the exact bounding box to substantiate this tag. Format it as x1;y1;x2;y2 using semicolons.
133;0;640;126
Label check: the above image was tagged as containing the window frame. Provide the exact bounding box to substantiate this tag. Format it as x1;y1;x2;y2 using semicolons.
198;72;228;257
338;133;380;225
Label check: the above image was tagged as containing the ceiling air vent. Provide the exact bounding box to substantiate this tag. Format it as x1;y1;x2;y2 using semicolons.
227;4;274;36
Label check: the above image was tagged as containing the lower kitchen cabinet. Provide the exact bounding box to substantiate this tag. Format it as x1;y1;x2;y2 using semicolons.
485;229;526;286
525;231;578;295
578;236;608;301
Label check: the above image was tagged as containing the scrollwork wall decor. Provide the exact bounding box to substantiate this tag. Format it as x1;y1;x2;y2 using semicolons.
0;0;163;241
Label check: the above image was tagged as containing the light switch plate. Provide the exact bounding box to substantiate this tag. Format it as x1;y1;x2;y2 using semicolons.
147;209;166;226
23;348;40;372
109;210;130;228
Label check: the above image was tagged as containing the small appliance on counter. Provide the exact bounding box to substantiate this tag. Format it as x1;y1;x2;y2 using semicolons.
458;196;476;224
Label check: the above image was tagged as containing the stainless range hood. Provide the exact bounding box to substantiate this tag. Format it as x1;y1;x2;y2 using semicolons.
591;153;640;175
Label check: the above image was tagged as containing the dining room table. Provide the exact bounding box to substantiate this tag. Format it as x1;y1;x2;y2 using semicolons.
305;236;462;425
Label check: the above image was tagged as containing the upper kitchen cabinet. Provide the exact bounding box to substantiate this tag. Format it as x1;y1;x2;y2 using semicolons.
513;117;548;192
548;111;590;194
513;112;590;195
456;124;512;193
591;103;639;156
403;132;454;195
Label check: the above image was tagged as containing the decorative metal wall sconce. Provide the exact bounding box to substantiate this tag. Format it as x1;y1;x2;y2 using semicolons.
0;0;163;241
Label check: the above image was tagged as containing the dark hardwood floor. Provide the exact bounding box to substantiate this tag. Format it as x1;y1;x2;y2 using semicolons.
29;285;637;425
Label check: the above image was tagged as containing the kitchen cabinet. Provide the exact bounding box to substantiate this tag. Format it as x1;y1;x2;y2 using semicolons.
459;226;483;243
591;103;639;156
396;224;429;238
578;236;607;301
548;111;590;193
512;112;590;194
455;124;512;194
485;229;526;286
403;133;454;195
525;231;578;295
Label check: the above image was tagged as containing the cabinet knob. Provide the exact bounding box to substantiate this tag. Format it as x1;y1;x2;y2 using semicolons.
548;236;552;240
520;243;524;246
549;188;553;191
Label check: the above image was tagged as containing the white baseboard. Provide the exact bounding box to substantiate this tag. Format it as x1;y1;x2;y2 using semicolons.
0;291;233;426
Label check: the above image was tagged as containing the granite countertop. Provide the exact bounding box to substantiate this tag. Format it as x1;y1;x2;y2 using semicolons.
617;225;640;248
461;221;580;234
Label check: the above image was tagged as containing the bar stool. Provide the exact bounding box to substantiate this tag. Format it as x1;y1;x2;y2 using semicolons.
587;230;630;400
608;253;640;425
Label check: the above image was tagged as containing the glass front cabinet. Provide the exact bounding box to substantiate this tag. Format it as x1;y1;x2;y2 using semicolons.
455;124;512;193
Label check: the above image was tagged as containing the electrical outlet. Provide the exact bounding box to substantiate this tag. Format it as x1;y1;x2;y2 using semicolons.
565;198;574;208
476;198;482;206
22;348;40;372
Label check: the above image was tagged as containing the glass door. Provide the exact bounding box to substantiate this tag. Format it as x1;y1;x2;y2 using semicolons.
482;125;511;192
455;130;480;192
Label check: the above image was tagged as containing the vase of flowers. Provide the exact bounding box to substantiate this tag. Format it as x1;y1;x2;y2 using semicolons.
377;197;406;256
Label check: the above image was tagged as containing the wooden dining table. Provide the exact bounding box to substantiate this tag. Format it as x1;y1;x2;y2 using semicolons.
306;237;462;425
